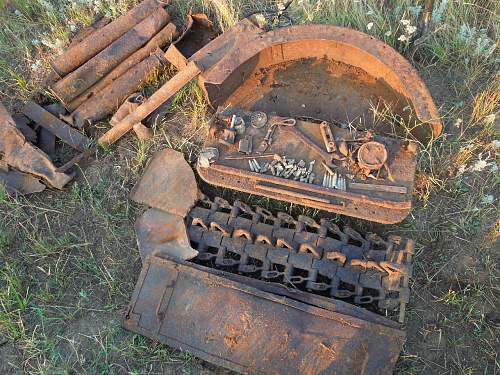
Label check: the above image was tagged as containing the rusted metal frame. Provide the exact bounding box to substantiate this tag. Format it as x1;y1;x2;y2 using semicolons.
51;0;166;76
123;255;405;374
67;22;178;111
71;51;166;128
208;164;411;210
200;25;442;140
22;102;89;152
98;60;202;146
51;9;170;105
0;102;72;189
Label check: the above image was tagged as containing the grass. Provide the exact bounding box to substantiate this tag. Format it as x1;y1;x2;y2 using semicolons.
1;0;499;374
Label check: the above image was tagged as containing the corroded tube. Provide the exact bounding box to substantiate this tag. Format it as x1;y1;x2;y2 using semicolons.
67;22;177;111
51;0;166;76
51;9;170;104
71;52;166;128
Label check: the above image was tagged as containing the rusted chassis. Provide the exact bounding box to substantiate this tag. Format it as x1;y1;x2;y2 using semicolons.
198;24;442;142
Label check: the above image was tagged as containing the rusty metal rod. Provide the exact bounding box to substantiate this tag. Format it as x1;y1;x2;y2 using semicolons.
255;182;331;204
22;102;89;151
348;182;408;194
67;22;177;111
51;0;166;76
98;60;202;146
71;52;165;128
51;9;170;104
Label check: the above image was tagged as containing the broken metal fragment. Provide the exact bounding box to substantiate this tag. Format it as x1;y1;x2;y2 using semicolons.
131;149;198;217
51;9;170;104
0;167;46;195
51;0;166;76
12;115;36;143
135;208;198;261
0;102;72;189
198;147;219;168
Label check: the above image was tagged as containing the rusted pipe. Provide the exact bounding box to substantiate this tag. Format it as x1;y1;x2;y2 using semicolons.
51;9;170;105
51;0;166;77
71;52;166;128
67;22;177;111
98;60;202;146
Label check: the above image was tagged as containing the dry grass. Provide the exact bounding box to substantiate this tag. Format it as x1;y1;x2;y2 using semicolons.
1;0;499;374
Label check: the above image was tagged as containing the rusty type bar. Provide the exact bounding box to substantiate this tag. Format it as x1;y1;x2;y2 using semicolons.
22;102;89;152
349;182;408;194
71;52;165;128
67;23;177;111
98;60;202;146
51;9;170;104
51;0;166;76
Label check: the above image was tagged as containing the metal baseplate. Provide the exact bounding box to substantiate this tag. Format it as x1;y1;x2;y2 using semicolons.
124;254;406;375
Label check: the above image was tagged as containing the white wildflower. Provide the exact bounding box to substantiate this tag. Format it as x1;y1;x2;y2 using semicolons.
385;30;392;37
491;140;500;149
456;165;466;176
481;195;494;205
14;9;22;16
400;19;410;26
367;22;374;31
398;34;408;42
454;118;463;128
31;60;42;71
484;114;496;125
470;159;489;172
405;25;417;35
366;10;374;16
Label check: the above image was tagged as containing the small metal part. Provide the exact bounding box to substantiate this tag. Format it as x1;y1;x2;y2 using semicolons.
248;160;255;172
308;173;315;184
322;161;336;175
332;172;338;189
253;159;262;172
307;160;316;174
233;116;246;134
238;135;253;154
250;111;268;128
322;174;327;187
320;121;336;153
220;128;236;145
198;147;219;168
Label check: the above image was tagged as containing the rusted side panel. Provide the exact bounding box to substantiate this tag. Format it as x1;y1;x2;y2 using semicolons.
0;167;46;195
124;255;405;375
67;22;177;111
0;103;72;189
71;52;165;128
51;9;170;104
51;0;165;76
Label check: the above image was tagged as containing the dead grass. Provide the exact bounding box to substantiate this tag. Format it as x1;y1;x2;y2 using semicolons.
1;0;499;374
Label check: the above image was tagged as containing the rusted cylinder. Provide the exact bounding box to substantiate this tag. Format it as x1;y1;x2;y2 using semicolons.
51;0;166;76
98;61;201;146
52;9;170;105
67;22;177;111
71;52;166;128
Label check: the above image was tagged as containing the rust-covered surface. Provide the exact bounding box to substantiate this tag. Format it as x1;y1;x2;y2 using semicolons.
71;51;166;128
198;109;417;224
51;0;166;76
124;254;405;374
67;22;177;111
0;102;72;190
51;9;170;104
198;24;441;142
130;149;198;216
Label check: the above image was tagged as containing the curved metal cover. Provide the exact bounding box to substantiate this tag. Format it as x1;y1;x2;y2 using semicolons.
199;23;441;142
124;255;405;375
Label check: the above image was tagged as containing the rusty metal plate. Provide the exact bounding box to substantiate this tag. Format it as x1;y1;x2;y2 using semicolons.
131;149;198;216
198;109;417;224
123;254;405;375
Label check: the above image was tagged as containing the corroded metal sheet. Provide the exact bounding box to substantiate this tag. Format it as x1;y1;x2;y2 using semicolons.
0;103;72;190
123;255;405;375
130;149;198;216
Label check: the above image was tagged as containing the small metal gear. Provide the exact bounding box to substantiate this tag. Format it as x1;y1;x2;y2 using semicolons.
250;111;268;128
